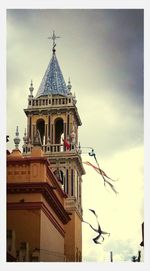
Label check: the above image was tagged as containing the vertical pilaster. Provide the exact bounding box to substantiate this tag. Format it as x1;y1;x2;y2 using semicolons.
45;124;47;144
67;113;70;136
65;169;69;194
79;180;81;205
27;116;32;140
70;113;73;132
32;124;36;143
64;123;66;139
48;115;51;138
51;124;54;144
77;174;79;200
71;169;74;196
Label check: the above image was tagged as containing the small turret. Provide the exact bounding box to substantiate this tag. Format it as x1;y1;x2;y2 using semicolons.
29;80;34;97
22;128;28;154
73;92;77;104
67;78;72;94
13;126;20;149
23;128;28;144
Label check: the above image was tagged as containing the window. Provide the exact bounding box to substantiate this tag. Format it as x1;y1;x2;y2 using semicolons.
36;119;45;145
54;118;64;144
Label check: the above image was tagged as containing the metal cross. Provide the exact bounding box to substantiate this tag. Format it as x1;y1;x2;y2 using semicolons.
48;31;61;49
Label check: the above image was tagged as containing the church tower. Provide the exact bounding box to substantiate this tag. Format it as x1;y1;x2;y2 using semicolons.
23;32;85;261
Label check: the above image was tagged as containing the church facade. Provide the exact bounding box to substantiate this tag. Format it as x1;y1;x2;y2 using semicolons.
7;32;85;262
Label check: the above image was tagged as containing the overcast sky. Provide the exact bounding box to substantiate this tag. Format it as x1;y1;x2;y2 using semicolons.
6;9;144;263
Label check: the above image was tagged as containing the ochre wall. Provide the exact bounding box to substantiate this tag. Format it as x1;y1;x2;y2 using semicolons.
7;162;46;183
40;211;64;262
7;192;65;261
7;147;80;262
75;212;82;261
64;212;75;261
7;209;40;256
64;211;82;261
7;156;65;207
41;196;64;230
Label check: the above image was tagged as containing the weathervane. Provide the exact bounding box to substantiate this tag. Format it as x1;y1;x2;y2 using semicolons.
48;30;61;53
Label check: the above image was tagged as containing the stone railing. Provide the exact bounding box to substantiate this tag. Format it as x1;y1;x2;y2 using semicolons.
28;96;75;108
23;143;80;155
43;143;77;153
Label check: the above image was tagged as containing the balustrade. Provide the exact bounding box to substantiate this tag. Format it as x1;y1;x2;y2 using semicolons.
23;143;78;155
28;96;73;108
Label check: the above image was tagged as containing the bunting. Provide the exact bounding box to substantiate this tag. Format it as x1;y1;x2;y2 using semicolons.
83;161;117;182
83;209;110;244
82;148;119;195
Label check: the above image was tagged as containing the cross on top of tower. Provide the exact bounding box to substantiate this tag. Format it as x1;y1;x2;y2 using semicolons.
48;31;61;53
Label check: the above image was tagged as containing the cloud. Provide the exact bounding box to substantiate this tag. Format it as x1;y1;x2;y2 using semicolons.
78;90;143;158
103;239;136;261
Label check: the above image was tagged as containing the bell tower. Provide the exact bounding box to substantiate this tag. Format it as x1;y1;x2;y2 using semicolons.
23;31;85;261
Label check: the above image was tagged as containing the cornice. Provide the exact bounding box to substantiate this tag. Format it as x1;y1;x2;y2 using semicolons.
7;201;65;237
47;155;85;176
7;182;71;225
7;156;48;164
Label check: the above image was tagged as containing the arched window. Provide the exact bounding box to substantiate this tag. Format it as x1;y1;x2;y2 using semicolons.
54;118;64;144
54;169;65;190
36;119;45;145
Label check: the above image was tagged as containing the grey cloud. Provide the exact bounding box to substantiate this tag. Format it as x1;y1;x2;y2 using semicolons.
7;9;143;104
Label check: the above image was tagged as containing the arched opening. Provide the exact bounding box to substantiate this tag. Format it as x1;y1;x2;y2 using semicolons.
54;169;65;191
54;118;64;144
36;119;45;145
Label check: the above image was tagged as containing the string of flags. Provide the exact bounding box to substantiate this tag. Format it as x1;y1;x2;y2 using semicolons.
61;141;118;195
6;135;9;142
82;147;119;245
83;209;110;244
84;148;118;195
83;161;116;181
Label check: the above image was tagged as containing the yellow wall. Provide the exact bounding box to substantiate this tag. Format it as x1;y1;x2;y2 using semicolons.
75;212;82;261
64;211;82;261
7;151;67;262
7;209;40;255
7;193;42;203
7;192;64;231
41;196;64;230
7;162;46;183
7;191;65;261
40;211;64;262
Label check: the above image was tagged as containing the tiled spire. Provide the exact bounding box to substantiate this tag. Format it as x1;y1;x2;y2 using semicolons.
35;31;68;98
